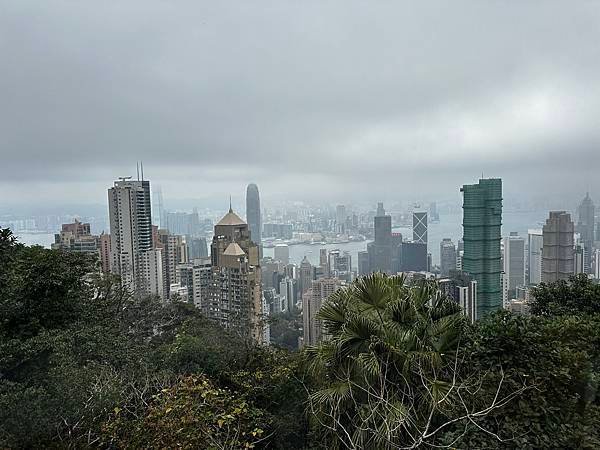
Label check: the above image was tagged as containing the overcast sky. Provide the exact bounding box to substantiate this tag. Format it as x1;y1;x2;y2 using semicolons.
2;1;600;210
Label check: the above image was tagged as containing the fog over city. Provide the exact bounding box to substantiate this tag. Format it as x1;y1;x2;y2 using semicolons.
2;1;600;208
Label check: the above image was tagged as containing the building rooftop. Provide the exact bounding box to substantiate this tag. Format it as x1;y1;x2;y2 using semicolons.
223;242;246;256
216;209;246;226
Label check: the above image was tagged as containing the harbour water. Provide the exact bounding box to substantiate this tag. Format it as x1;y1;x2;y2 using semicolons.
16;209;554;270
263;210;552;269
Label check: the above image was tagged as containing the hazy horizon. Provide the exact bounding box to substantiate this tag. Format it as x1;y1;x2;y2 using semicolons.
2;2;600;209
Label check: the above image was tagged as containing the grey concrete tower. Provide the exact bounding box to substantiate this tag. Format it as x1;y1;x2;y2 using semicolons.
542;211;575;282
577;193;595;273
246;183;261;247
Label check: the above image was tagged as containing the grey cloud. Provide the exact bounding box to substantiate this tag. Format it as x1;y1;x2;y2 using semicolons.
1;1;600;207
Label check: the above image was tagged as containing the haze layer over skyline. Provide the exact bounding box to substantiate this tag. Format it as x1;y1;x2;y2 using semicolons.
2;1;600;207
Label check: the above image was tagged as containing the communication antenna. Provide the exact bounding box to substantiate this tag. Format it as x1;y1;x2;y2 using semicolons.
141;161;144;181
229;195;233;212
137;162;140;181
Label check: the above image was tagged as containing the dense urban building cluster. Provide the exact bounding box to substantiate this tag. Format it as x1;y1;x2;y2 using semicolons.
36;171;600;346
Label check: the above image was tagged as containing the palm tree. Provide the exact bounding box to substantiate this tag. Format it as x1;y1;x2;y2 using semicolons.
304;272;466;449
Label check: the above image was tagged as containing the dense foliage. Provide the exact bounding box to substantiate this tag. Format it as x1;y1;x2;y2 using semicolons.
0;229;307;448
269;310;303;350
1;228;599;448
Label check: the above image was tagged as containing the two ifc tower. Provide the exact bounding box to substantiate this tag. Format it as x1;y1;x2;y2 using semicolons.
245;183;261;247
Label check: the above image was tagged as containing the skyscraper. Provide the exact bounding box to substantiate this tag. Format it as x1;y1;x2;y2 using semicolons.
577;193;595;273
152;185;167;229
503;232;525;301
413;212;428;244
108;177;161;296
155;229;188;299
358;251;370;276
335;204;346;233
207;206;263;342
461;178;503;318
299;256;314;295
527;229;543;285
439;238;457;277
401;241;427;272
246;183;261;248
542;211;575;283
274;243;290;265
367;206;392;274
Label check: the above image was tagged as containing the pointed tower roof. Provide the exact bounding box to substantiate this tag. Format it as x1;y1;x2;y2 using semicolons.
216;209;246;226
223;242;246;256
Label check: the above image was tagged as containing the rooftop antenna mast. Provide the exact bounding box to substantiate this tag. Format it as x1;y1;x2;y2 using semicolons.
137;162;140;181
141;161;144;181
229;195;232;212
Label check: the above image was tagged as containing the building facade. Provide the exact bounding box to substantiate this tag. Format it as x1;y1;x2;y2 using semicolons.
461;178;503;318
577;193;595;273
302;277;342;346
503;232;525;300
108;178;160;296
246;183;261;248
439;238;457;277
527;229;543;285
207;207;263;343
542;211;574;283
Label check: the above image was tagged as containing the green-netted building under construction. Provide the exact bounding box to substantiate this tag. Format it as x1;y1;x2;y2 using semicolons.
461;178;503;319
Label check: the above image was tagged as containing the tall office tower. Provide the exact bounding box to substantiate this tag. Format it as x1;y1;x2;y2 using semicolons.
99;233;111;273
156;229;188;298
401;241;428;272
358;251;370;276
336;205;346;232
376;202;385;217
542;211;575;283
391;233;403;273
52;220;100;254
503;232;525;301
246;183;261;248
438;271;478;323
527;229;543;285
274;243;290;265
178;257;212;308
187;236;208;259
319;248;328;268
577;193;595;273
302;277;342;346
279;277;297;312
328;250;352;282
413;212;428;244
439;238;457;277
319;248;329;277
456;239;464;270
574;242;585;275
207;206;263;342
166;211;202;236
152;185;167;229
429;202;440;222
367;207;393;274
594;249;600;279
461;178;503;318
299;256;314;295
108;177;157;295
